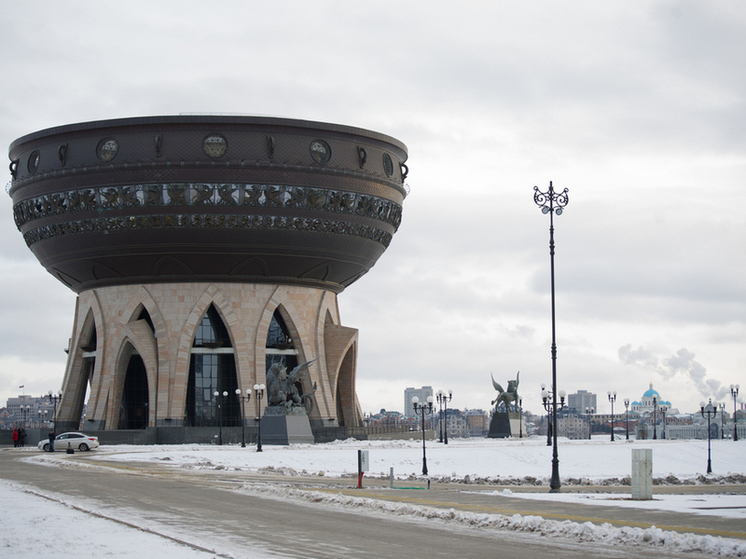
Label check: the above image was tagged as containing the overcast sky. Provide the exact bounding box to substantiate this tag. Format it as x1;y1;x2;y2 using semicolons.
1;1;744;418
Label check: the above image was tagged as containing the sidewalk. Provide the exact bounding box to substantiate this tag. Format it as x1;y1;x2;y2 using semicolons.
297;479;746;541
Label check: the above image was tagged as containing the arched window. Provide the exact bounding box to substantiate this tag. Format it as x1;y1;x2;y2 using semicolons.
185;304;239;427
119;353;148;429
265;308;298;380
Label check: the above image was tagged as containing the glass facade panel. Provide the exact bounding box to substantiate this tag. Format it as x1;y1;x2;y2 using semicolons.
186;305;239;427
265;308;300;399
266;311;293;349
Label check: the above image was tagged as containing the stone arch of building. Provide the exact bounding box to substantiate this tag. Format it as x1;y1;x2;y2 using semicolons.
321;308;361;427
57;290;111;431
109;317;158;428
312;300;341;418
257;289;317;417
336;344;360;427
173;285;242;425
121;286;168;426
112;340;149;429
59;307;99;430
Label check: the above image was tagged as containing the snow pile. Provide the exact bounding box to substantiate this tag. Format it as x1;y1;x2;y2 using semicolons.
238;483;746;557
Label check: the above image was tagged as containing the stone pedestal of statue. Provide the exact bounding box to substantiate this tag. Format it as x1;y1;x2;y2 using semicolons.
488;411;523;438
261;406;315;445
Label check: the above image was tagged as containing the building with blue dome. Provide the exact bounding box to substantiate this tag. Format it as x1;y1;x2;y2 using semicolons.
631;383;676;415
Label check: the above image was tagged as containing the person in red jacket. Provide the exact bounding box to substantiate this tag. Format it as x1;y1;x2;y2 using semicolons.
12;428;19;447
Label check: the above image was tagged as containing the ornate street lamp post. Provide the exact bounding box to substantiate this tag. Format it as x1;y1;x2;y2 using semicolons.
661;407;667;440
213;390;228;445
541;385;566;491
624;398;630;440
436;390;452;444
585;406;594;440
652;396;658;440
412;396;434;475
518;398;523;439
47;391;62;429
731;385;740;441
19;405;31;428
608;391;617;442
534;181;569;493
235;388;252;448
253;383;265;452
718;402;726;440
700;399;716;474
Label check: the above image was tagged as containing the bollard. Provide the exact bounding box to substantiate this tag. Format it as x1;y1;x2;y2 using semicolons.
389;467;394;489
631;448;652;500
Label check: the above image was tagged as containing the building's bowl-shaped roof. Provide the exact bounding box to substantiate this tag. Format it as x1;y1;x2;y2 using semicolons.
8;115;408;293
643;388;661;398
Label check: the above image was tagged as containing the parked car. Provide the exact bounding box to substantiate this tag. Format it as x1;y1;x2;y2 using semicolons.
38;432;99;452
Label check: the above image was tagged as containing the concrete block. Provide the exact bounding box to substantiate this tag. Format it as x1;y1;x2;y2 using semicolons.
631;448;653;500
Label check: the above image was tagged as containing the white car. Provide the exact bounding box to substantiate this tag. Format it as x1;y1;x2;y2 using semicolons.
38;432;99;452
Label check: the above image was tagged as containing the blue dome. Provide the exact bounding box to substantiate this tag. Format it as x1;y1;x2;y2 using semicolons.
642;383;661;399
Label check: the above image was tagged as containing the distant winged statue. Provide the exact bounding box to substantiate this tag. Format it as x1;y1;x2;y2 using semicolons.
491;371;520;412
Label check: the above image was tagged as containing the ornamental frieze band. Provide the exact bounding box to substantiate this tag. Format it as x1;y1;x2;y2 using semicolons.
13;183;403;231
22;212;394;249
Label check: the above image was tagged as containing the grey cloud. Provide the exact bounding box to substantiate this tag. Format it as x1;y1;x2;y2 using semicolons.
618;345;659;369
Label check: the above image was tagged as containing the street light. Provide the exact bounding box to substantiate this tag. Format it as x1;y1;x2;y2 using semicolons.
542;383;552;446
47;391;62;429
37;409;48;428
534;181;569;493
18;404;31;428
235;388;252;448
700;399;716;474
436;390;452;444
652;395;658;440
412;396;434;476
718;402;726;440
585;406;594;440
213;390;228;445
541;384;566;492
518;398;523;439
253;383;265;452
660;407;667;440
624;398;630;440
731;385;740;441
608;391;617;442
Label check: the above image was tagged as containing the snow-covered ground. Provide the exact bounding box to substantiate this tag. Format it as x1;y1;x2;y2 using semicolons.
95;435;746;484
3;436;746;558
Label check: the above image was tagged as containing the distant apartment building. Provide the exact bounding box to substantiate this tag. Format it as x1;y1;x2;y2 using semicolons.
404;386;434;417
4;394;57;429
567;390;597;414
557;411;589;440
445;409;469;438
464;409;489;437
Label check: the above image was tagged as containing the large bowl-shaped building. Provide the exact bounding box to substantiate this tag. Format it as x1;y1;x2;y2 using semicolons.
8;115;408;438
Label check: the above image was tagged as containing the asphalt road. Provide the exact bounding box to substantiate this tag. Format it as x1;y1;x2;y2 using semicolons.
1;448;739;559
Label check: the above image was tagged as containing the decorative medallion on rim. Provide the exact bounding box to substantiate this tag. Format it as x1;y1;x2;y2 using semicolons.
27;150;40;174
203;134;227;158
96;139;119;163
310;139;331;165
382;153;393;177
